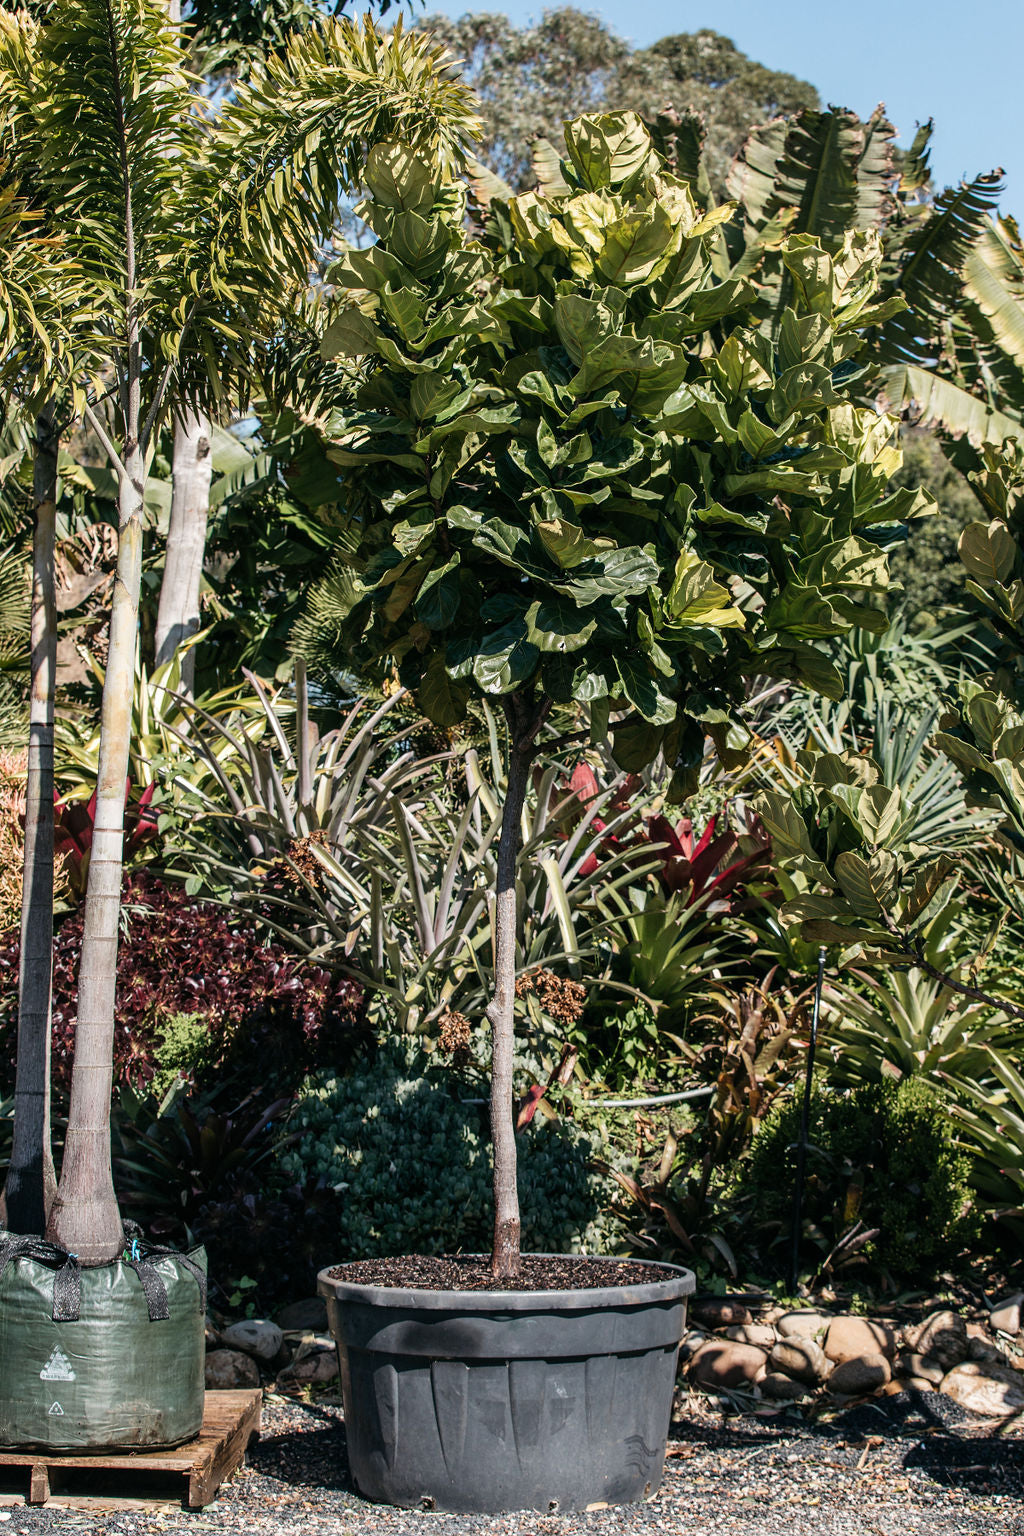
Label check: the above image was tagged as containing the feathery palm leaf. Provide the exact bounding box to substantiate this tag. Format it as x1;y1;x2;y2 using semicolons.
877;171;1003;370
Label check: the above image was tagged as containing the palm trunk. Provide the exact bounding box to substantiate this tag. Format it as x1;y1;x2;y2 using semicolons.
486;694;548;1280
45;442;144;1265
1;405;60;1235
154;409;212;695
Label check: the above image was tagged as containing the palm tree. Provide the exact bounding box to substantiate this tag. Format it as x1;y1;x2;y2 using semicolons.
0;0;478;1263
0;146;84;1234
152;0;400;696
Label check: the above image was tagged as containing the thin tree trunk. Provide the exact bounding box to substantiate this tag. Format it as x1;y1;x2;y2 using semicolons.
45;444;144;1265
486;694;548;1280
1;405;60;1235
154;409;212;695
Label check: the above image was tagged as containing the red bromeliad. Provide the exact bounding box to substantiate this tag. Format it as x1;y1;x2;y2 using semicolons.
553;763;771;907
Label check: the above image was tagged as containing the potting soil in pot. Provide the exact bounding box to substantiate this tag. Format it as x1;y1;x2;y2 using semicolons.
0;1231;207;1451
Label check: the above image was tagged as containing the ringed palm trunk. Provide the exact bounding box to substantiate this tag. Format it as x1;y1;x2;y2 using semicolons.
154;413;212;695
1;405;60;1235
45;443;144;1265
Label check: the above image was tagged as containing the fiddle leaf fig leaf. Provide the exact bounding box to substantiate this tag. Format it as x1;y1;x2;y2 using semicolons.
310;109;918;785
958;520;1017;584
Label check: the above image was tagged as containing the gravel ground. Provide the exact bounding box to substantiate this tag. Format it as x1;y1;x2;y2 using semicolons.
2;1393;1023;1536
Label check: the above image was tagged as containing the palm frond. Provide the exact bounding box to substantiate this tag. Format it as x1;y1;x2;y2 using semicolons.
728;106;895;246
877;171;1003;369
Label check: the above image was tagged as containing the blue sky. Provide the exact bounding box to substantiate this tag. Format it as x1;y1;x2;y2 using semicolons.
420;1;1024;210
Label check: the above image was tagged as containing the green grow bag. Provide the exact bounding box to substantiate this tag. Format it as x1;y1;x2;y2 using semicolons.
0;1232;207;1451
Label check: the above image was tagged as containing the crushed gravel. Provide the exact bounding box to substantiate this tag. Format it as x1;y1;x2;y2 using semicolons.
2;1392;1022;1536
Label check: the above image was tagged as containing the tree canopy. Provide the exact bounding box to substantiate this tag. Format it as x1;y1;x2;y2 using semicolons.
419;10;819;198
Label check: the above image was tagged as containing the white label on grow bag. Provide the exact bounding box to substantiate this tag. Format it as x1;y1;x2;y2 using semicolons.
48;1402;64;1416
40;1347;75;1381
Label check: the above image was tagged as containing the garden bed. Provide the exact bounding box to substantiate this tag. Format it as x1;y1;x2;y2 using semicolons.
4;1396;1022;1535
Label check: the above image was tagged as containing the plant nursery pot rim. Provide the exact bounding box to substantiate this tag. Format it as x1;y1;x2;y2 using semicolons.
317;1254;695;1313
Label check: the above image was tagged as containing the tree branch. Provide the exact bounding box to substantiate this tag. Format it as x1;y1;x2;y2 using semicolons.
82;402;128;481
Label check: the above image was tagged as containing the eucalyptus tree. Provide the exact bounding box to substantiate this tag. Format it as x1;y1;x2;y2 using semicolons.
419;9;818;198
315;113;929;1276
0;0;478;1262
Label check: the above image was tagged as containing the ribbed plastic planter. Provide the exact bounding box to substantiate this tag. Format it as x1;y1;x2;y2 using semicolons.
318;1256;694;1513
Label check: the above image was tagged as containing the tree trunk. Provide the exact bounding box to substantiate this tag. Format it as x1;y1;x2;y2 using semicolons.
45;443;145;1265
154;409;212;695
1;406;60;1235
486;694;547;1280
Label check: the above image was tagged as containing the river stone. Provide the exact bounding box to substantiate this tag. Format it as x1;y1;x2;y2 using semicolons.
895;1351;944;1386
725;1323;778;1348
940;1361;1024;1417
827;1353;891;1395
276;1297;329;1333
220;1318;285;1362
989;1294;1024;1336
968;1332;1009;1365
692;1298;753;1329
770;1337;829;1385
689;1340;768;1389
777;1310;832;1340
205;1348;260;1389
761;1372;809;1401
824;1316;896;1364
907;1310;967;1369
278;1347;340;1389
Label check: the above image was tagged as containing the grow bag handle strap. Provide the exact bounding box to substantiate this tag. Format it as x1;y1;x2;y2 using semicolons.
121;1225;207;1315
0;1235;81;1321
125;1256;171;1322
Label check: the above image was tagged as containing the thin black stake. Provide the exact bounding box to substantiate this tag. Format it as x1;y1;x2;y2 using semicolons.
789;944;828;1294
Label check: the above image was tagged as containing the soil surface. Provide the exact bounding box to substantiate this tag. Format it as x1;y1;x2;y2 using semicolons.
4;1395;1023;1535
326;1253;679;1292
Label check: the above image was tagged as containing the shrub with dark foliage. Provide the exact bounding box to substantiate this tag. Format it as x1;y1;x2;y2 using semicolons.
0;872;364;1097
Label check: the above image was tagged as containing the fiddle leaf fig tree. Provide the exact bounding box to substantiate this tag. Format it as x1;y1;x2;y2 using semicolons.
318;111;932;1278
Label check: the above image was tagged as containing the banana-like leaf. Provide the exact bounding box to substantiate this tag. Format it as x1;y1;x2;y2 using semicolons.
883;363;1021;447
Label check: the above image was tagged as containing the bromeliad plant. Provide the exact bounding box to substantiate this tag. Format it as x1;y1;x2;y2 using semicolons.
314;111;931;1277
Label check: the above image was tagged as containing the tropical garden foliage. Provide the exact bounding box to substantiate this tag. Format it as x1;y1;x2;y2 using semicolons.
1;3;1024;1305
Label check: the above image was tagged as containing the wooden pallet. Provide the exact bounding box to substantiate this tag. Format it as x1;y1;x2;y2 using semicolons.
0;1389;261;1511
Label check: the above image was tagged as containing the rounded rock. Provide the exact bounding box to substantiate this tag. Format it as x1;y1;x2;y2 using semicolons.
989;1294;1024;1337
761;1371;809;1402
895;1351;944;1386
204;1348;259;1390
278;1348;339;1389
770;1337;829;1385
824;1316;895;1364
777;1310;832;1341
906;1310;967;1370
725;1323;778;1349
827;1352;891;1395
692;1298;753;1329
689;1340;768;1390
275;1298;329;1333
940;1361;1024;1417
220;1318;284;1362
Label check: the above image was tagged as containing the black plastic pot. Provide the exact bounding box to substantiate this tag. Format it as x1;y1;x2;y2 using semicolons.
318;1256;694;1513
